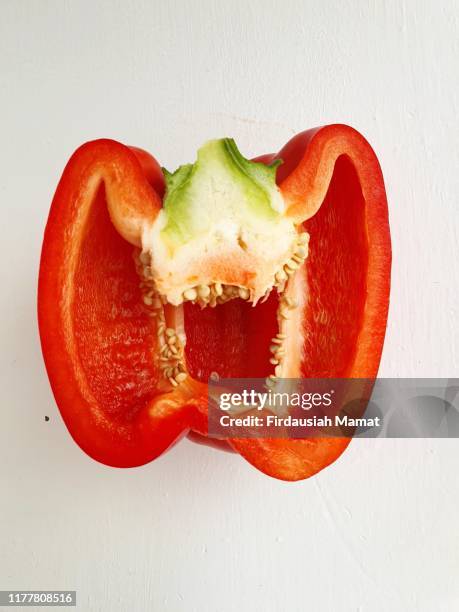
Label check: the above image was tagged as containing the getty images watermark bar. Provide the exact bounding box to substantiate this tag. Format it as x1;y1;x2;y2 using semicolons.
208;379;459;439
0;592;76;606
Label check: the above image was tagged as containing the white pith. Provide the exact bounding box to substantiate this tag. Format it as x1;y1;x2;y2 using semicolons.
136;231;309;390
141;210;298;305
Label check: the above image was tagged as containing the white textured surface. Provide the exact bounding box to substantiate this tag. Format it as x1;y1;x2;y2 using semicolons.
1;1;458;611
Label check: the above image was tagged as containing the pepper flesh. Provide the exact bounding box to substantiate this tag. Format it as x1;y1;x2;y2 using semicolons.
38;125;391;480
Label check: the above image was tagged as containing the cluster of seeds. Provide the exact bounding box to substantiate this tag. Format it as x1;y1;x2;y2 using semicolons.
180;282;251;308
135;252;188;388
176;232;309;309
265;231;309;387
273;232;309;290
265;294;299;387
137;232;309;309
157;323;188;387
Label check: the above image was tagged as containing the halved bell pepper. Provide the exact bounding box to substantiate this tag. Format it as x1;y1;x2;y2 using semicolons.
38;124;391;481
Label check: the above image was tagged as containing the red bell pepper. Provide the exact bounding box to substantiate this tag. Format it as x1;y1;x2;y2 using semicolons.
38;124;391;481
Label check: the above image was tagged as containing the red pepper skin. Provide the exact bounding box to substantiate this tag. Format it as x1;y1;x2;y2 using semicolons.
38;140;191;467
38;125;391;480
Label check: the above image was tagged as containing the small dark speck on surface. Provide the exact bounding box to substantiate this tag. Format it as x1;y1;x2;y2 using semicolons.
45;416;49;422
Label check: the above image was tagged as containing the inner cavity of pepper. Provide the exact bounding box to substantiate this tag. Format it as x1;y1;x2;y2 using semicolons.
135;232;309;389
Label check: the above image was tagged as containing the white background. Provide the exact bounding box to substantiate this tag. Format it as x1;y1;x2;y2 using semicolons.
1;1;458;611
